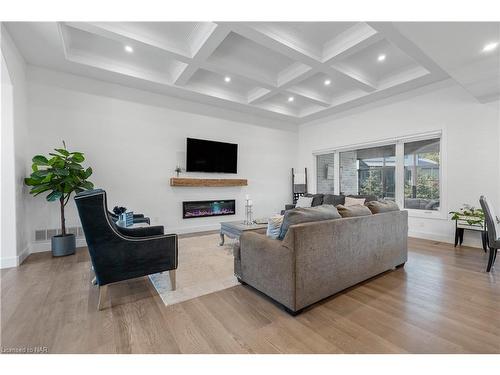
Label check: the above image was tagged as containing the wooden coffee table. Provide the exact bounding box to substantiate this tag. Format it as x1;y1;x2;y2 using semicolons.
219;220;267;246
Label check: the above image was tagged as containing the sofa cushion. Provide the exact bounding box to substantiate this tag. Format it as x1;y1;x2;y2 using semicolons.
366;200;400;214
347;194;378;203
322;194;345;206
266;214;284;239
304;193;324;206
278;205;341;240
345;196;365;207
296;196;313;207
336;204;372;218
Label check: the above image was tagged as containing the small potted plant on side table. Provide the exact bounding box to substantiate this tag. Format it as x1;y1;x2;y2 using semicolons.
449;204;486;250
24;142;94;257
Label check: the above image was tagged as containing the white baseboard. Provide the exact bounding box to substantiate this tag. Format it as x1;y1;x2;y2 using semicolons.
29;238;88;254
0;246;30;269
408;230;482;249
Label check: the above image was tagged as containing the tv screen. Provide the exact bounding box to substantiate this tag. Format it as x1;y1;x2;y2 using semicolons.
186;138;238;173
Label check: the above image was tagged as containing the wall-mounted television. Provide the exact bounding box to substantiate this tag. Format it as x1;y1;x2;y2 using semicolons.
186;138;238;173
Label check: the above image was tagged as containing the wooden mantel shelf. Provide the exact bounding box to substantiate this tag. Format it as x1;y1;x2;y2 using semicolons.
170;177;248;187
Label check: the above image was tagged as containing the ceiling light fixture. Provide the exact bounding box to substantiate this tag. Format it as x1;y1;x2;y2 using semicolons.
324;79;331;86
124;45;134;53
377;54;386;62
224;76;231;83
288;96;294;102
482;41;498;53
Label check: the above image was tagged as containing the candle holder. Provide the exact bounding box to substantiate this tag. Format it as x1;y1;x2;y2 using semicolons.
244;198;253;225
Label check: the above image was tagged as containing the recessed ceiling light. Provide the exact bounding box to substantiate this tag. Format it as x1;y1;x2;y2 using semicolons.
324;79;331;86
288;96;294;102
482;41;498;53
377;54;386;62
124;45;134;53
224;76;231;83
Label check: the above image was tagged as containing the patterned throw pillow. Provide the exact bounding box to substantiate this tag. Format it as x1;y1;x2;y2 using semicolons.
266;215;284;239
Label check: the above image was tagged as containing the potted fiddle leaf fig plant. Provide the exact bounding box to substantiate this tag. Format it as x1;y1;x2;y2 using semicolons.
24;142;94;256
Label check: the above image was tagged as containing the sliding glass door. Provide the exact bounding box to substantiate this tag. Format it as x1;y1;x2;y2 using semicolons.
339;144;396;200
317;134;442;213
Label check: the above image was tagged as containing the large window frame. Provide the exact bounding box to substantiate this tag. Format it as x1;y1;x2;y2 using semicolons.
312;130;445;219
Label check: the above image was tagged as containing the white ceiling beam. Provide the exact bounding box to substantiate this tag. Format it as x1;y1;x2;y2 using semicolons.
173;24;231;86
323;23;383;63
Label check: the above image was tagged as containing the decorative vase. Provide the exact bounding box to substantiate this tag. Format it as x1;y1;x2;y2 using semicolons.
51;234;76;257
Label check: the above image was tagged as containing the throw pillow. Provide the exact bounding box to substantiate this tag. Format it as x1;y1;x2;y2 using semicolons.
266;215;284;239
344;196;365;207
304;193;324;206
295;196;313;208
278;205;341;240
366;200;400;214
336;204;372;218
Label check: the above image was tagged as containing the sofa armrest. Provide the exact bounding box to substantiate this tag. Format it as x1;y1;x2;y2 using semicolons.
239;231;296;310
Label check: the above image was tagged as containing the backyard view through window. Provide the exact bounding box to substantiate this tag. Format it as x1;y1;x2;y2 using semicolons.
404;138;440;211
339;145;396;200
332;136;441;212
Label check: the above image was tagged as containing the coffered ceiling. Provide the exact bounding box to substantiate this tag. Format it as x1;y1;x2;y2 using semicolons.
4;22;499;126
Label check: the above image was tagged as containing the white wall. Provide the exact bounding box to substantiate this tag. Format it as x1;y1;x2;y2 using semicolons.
25;66;298;251
1;25;29;268
298;81;500;247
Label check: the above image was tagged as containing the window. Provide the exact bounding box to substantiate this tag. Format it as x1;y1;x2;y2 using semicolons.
317;134;442;214
339;145;395;200
316;153;335;193
404;138;440;211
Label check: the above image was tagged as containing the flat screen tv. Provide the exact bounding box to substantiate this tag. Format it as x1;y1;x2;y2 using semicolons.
186;138;238;173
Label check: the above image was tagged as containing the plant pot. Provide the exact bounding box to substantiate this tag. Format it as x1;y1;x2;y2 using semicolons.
51;234;76;257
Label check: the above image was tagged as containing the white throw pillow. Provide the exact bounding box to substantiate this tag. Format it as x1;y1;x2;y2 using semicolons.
295;196;313;208
344;197;366;207
266;215;284;239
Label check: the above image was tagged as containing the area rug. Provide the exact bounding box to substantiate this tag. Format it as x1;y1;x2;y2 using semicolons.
148;233;239;306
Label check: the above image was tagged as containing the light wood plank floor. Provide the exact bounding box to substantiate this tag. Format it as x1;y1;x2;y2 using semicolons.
1;238;499;354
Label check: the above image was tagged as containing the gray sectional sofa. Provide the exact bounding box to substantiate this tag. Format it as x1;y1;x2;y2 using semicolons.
234;208;408;315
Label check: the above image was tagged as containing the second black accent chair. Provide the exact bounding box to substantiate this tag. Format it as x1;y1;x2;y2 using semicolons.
479;196;499;272
75;189;178;310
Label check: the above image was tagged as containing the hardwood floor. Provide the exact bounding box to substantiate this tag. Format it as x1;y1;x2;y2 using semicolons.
1;238;499;354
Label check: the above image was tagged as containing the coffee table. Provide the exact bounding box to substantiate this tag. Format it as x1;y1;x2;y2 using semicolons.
219;220;267;246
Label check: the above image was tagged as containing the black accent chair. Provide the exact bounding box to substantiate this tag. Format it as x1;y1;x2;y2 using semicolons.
479;196;499;272
75;189;178;310
108;211;151;225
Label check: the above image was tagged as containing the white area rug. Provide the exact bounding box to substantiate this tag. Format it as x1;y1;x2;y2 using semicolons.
149;233;239;306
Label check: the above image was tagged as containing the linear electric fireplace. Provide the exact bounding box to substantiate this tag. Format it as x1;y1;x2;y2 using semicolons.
182;200;236;219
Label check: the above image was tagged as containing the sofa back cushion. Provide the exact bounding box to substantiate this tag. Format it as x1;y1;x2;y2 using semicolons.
278;204;341;240
348;194;378;203
322;194;345;206
336;204;372;218
366;200;400;214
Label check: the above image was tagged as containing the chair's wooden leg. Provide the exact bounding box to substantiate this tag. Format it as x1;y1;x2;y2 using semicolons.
486;247;496;272
169;270;176;291
98;285;108;311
